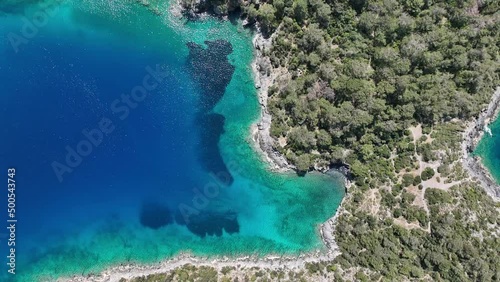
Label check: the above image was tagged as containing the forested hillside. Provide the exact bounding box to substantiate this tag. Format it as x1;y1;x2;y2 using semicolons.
182;0;499;180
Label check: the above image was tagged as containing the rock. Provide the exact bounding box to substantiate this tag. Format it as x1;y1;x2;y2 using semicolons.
461;87;500;201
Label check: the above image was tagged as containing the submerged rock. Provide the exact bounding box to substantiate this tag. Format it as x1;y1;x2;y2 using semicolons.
175;209;240;237
187;40;236;185
197;113;234;185
140;202;174;230
186;40;234;111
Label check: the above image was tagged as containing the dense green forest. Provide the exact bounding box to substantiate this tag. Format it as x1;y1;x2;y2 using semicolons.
257;0;499;178
183;0;499;180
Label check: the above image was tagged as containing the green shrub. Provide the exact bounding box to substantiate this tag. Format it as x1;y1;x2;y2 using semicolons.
421;167;435;181
402;174;414;187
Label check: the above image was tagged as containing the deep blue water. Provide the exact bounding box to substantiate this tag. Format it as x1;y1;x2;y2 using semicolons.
0;8;208;268
0;2;344;281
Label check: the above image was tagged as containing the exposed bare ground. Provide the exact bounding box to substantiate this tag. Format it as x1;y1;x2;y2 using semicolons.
393;217;430;233
391;124;465;232
405;185;427;211
357;189;380;216
423;173;462;191
409;124;422;143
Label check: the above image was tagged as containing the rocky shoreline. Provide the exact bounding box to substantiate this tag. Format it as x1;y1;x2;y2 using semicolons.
248;23;352;255
461;87;500;200
61;248;341;282
249;26;295;172
248;27;352;179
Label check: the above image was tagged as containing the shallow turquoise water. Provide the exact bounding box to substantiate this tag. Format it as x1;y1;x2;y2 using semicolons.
475;117;500;184
0;1;344;281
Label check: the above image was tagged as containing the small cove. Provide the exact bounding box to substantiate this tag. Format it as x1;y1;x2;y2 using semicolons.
0;1;345;281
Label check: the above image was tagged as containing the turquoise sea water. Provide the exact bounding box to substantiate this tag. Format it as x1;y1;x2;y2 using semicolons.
475;117;500;184
0;1;344;281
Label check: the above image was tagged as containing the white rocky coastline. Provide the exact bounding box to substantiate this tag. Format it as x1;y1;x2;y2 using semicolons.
248;23;353;262
248;25;353;257
60;248;341;282
461;87;500;200
249;26;295;172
